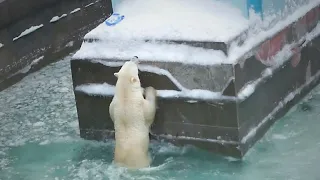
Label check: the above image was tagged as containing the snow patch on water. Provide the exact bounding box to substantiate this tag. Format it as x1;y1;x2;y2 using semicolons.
13;24;44;41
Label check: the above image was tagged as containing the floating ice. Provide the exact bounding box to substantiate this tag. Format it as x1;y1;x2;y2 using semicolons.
0;43;3;48
13;24;44;41
50;14;67;23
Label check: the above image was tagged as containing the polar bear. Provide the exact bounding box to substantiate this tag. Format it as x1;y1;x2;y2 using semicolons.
109;60;157;169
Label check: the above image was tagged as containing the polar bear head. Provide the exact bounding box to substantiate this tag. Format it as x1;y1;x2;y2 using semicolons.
114;60;141;89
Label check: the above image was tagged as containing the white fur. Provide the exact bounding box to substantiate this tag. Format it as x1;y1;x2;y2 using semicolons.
109;61;157;169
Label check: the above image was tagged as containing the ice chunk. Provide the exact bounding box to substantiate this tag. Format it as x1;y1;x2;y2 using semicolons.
0;43;3;48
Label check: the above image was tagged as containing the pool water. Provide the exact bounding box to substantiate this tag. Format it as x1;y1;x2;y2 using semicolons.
0;55;320;180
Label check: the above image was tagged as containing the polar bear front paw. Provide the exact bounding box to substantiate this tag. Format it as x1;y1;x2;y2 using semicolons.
144;87;157;101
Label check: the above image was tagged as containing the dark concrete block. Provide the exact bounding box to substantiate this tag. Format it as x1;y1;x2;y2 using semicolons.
71;5;320;158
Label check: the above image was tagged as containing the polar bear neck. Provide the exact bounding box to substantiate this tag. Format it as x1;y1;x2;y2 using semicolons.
114;78;143;99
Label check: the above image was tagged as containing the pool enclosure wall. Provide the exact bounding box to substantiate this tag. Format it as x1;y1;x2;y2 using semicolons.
0;0;113;91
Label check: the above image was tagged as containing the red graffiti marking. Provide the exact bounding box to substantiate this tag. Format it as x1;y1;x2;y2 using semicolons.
306;8;318;30
255;28;288;65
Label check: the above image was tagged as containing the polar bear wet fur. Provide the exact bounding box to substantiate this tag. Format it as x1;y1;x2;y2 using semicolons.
109;60;157;169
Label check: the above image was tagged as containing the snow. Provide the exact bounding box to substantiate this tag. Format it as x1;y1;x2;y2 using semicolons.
14;56;44;75
74;0;320;66
241;69;320;144
85;0;249;42
237;83;257;100
237;22;320;100
75;83;237;101
30;56;44;66
70;8;81;14
157;134;238;145
91;60;186;90
85;2;95;7
73;40;229;65
50;14;67;23
304;22;320;47
65;41;74;47
228;0;320;62
75;21;320;101
13;24;44;41
75;83;114;96
236;43;293;100
0;43;3;48
137;64;186;90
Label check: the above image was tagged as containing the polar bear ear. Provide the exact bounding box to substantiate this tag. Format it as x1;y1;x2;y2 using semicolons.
114;72;119;78
130;76;137;83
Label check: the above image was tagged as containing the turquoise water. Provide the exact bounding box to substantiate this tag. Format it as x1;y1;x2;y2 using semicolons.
0;55;320;180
